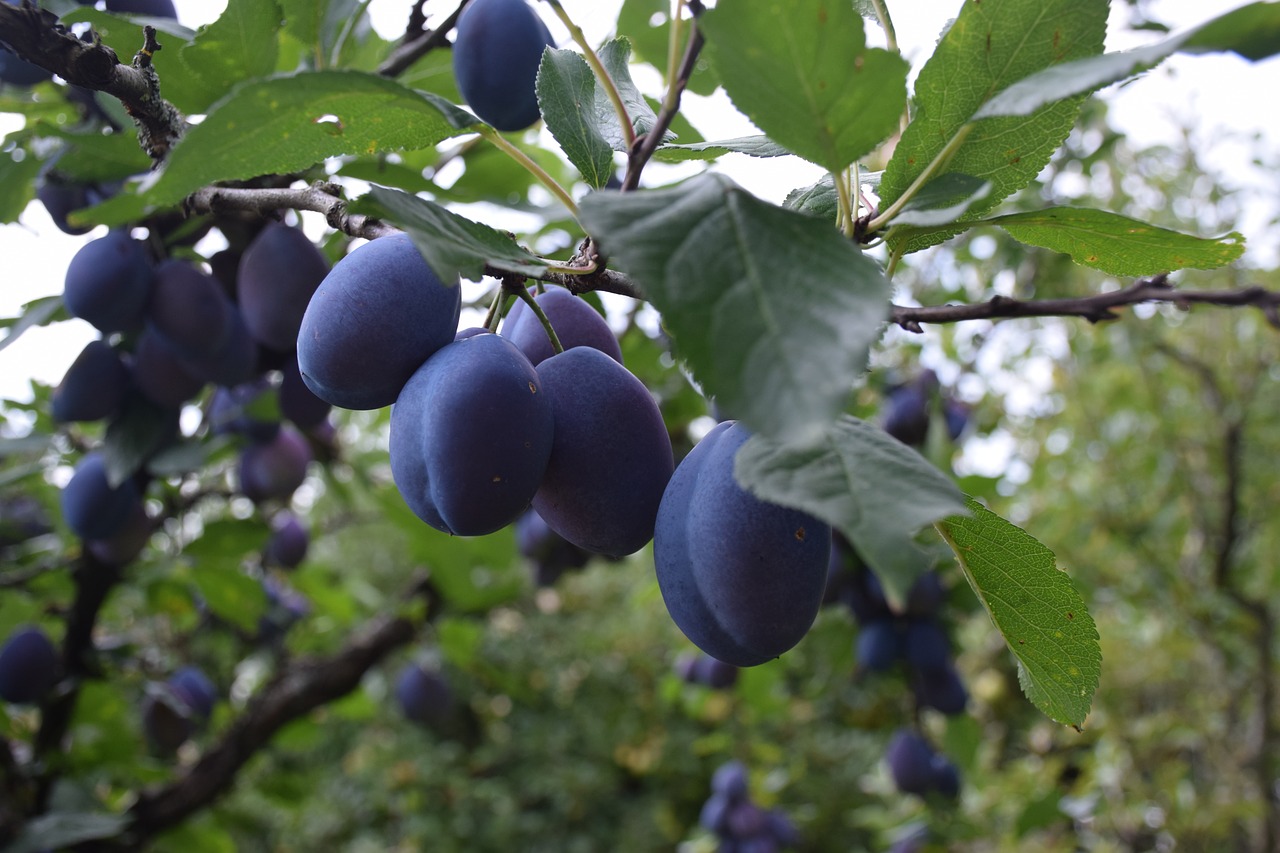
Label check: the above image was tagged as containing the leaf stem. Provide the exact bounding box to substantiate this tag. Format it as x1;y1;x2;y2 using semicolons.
834;168;856;239
478;127;581;220
866;123;973;233
543;0;636;150
484;287;508;332
665;0;688;109
512;281;565;354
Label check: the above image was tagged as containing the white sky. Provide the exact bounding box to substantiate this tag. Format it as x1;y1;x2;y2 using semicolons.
0;0;1275;402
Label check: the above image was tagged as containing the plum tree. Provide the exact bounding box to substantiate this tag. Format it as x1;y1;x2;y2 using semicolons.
237;223;330;352
501;285;623;366
60;452;142;541
390;331;553;536
654;421;829;667
451;0;555;131
297;234;461;410
51;339;129;423
532;347;673;556
61;230;152;334
0;626;58;705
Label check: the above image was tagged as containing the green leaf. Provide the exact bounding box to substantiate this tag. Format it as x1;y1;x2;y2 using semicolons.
46;130;152;184
191;563;267;634
976;2;1280;120
937;498;1101;728
0;150;42;222
880;0;1108;252
0;296;67;354
616;0;720;95
579;174;891;442
537;48;616;189
783;171;883;221
140;71;471;208
4;812;127;853
990;207;1245;276
278;0;320;49
700;0;908;173
892;173;993;229
596;38;664;145
102;396;179;487
178;0;283;113
733;415;968;604
654;135;791;162
366;185;549;282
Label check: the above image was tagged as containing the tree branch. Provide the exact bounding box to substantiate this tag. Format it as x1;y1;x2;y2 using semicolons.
0;6;184;161
377;1;466;78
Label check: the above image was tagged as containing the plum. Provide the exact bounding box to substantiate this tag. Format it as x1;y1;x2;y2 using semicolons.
237;223;330;351
60;452;142;541
62;230;152;334
104;0;177;17
278;355;331;430
395;662;454;729
856;619;902;673
51;340;130;423
147;260;233;360
297;234;460;410
532;347;673;556
390;333;553;536
264;512;308;568
237;426;312;503
886;729;961;798
452;0;554;131
501;285;622;366
0;626;58;704
131;328;207;409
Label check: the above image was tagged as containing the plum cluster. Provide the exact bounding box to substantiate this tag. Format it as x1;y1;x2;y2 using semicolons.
699;761;800;852
674;651;739;690
0;626;58;705
885;729;960;800
654;421;830;667
451;0;554;132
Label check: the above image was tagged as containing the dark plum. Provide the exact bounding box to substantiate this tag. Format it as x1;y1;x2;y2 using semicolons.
390;333;553;536
532;347;673;556
943;398;970;440
856;619;902;673
911;661;968;716
169;666;217;721
278;356;331;430
514;507;591;586
208;380;280;442
395;662;454;729
180;305;259;387
886;729;960;798
699;792;733;834
237;223;330;351
654;421;829;667
0;626;58;704
237;426;312;503
52;340;129;423
298;234;460;410
903;620;951;672
264;512;309;568
711;760;750;801
148;260;233;360
104;0;177;17
904;570;945;617
86;503;151;567
62;230;152;334
694;654;739;689
882;370;938;448
60;452;142;540
452;0;555;131
258;576;310;643
502;285;623;366
131;329;207;409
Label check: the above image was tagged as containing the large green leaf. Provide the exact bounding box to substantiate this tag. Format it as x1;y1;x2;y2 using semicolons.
699;0;908;173
140;71;469;208
537;48;616;189
880;0;1108;252
937;498;1101;729
178;0;283;113
102;395;179;487
616;0;720;95
990;207;1246;275
977;2;1280;120
734;415;968;604
366;185;550;283
579;174;891;442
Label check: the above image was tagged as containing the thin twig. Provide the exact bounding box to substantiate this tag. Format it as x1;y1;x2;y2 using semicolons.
378;1;467;77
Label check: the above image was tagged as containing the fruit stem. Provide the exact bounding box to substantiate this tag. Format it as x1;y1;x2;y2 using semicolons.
865;123;973;233
835;167;856;239
665;0;687;105
513;283;565;355
484;287;508;332
478;126;581;220
544;0;636;151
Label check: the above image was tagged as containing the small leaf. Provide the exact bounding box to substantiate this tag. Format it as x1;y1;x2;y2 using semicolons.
366;184;549;282
0;296;67;354
141;71;471;209
700;0;908;172
655;135;791;162
191;563;267;635
179;0;283;113
580;173;891;442
782;171;883;221
597;38;665;144
990;207;1245;275
937;498;1101;728
734;415;968;603
892;173;993;228
537;49;616;189
102;395;179;487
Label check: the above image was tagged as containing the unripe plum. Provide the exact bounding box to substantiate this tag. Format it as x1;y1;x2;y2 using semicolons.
237;223;330;351
390;333;553;536
501;285;623;366
52;340;129;423
237;426;312;503
60;452;142;541
147;260;233;360
0;626;58;705
452;0;555;131
532;347;673;556
298;234;460;410
62;230;152;333
654;421;829;667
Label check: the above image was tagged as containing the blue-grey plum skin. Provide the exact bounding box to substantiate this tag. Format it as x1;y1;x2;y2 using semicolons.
0;626;58;705
856;619;902;673
237;223;330;351
452;0;554;131
391;333;553;536
60;452;142;541
654;421;830;667
532;347;673;557
395;663;454;728
148;261;233;360
169;666;216;721
502;285;623;366
278;356;331;430
63;230;152;334
52;340;129;423
298;234;460;410
237;427;312;503
104;0;177;17
131;329;206;409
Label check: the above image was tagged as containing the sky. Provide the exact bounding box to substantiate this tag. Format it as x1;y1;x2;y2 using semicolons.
0;0;1276;405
